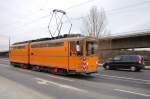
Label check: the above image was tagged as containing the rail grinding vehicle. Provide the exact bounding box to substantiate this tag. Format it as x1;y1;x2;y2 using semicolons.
9;34;99;75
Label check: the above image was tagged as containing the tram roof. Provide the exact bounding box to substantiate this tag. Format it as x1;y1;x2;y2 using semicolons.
13;35;97;45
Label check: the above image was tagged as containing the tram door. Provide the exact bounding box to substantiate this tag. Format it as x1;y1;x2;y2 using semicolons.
68;41;83;71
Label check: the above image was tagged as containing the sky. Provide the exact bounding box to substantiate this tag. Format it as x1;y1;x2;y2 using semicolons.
0;0;150;51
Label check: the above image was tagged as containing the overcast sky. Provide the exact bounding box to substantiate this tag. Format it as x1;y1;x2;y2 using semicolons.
0;0;150;51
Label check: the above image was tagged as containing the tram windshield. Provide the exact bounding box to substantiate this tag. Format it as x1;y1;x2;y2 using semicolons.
86;41;97;56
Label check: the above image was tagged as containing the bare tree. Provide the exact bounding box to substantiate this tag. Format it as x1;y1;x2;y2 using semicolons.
81;6;112;61
81;6;110;39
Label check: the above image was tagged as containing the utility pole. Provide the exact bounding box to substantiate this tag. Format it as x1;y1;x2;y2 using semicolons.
8;33;11;59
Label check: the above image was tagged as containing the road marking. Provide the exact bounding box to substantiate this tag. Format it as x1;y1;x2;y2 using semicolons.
36;78;49;85
0;63;10;67
48;75;74;82
94;73;100;76
35;78;87;93
98;74;150;83
17;68;74;82
114;89;150;97
0;59;9;61
0;63;72;82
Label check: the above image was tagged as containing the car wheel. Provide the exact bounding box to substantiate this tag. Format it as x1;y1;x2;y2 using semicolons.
130;66;137;72
105;65;110;70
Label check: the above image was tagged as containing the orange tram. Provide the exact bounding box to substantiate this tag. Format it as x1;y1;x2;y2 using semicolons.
9;34;99;75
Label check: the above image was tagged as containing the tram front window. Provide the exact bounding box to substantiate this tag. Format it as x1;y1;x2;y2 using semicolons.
70;41;83;56
86;41;97;56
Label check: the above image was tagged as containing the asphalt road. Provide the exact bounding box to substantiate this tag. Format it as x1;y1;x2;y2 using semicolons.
0;58;150;99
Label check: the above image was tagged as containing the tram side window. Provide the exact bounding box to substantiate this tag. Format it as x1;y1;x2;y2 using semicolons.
11;45;26;50
70;41;83;56
86;41;97;56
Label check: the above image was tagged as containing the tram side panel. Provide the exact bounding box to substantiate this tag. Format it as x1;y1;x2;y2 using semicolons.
9;43;29;64
29;41;69;70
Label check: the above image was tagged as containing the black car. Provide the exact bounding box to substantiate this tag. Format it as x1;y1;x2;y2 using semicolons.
103;55;145;72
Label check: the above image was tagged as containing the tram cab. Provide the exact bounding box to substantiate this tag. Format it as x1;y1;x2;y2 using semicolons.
68;37;98;74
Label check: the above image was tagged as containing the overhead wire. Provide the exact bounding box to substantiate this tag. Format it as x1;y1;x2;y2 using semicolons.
106;0;150;13
5;0;150;33
20;0;150;27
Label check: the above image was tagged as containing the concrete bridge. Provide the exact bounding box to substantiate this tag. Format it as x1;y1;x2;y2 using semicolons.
99;30;150;50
